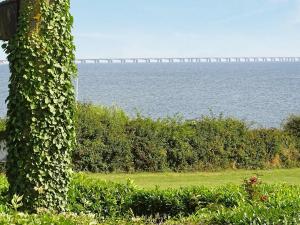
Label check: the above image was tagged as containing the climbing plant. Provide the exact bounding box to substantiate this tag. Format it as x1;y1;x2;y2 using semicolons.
2;0;76;211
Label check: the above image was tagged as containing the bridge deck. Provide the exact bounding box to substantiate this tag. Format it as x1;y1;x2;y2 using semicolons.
1;57;300;64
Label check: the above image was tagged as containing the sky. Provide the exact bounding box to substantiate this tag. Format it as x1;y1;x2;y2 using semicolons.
1;0;300;58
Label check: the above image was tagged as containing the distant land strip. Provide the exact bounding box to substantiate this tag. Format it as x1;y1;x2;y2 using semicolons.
1;57;300;64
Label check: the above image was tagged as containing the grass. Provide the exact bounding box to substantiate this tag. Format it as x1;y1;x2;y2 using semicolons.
84;168;300;189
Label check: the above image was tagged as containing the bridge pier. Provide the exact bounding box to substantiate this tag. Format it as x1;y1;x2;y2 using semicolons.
225;58;231;63
205;58;211;63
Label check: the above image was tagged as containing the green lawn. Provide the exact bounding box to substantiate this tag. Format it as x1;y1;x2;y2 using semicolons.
84;168;300;189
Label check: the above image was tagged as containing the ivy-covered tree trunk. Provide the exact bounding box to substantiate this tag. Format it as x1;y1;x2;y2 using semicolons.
2;0;76;211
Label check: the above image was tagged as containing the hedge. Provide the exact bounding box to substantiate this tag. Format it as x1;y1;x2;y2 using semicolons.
0;175;298;224
74;103;300;172
0;103;299;172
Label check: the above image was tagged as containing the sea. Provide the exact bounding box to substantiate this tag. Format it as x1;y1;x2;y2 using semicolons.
1;62;300;127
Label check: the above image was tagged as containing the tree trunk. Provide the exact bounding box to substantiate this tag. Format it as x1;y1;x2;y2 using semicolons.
3;0;76;211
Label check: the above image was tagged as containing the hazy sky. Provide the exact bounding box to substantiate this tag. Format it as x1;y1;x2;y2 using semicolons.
1;0;300;58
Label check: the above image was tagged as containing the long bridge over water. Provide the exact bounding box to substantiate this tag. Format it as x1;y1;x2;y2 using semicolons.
1;57;300;64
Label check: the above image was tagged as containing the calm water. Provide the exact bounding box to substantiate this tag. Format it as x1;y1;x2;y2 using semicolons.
1;63;300;127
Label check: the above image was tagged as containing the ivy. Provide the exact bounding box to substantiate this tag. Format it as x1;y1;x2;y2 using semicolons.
2;0;77;211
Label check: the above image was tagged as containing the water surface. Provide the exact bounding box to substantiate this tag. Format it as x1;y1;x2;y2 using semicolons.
1;63;300;127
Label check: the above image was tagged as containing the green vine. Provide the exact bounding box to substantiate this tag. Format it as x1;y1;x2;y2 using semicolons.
2;0;77;211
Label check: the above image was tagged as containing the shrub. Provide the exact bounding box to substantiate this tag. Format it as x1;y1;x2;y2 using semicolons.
128;186;242;218
207;203;300;225
245;129;300;169
283;115;300;138
0;213;97;225
68;174;135;218
0;174;299;224
66;175;244;220
159;117;197;170
1;104;300;172
74;104;300;172
127;116;168;171
284;115;300;150
57;105;300;172
67;175;300;224
74;104;133;172
190;116;248;170
66;174;244;219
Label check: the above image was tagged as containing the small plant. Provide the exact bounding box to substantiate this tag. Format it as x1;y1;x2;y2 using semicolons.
243;175;268;203
243;176;261;200
9;194;23;211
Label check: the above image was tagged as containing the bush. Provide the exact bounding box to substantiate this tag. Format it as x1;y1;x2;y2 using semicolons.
73;104;300;172
189;116;248;170
159;117;197;170
1;104;299;172
67;174;300;224
284;115;300;150
0;174;299;224
244;128;299;168
284;115;300;138
66;174;244;219
127;116;168;171
0;213;97;225
74;104;133;172
60;175;300;224
68;174;135;218
128;186;241;218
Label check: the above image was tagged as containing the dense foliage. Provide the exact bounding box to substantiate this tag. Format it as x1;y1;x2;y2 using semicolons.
284;115;300;137
74;104;132;172
0;119;5;141
1;104;299;173
0;175;298;224
284;115;300;149
1;0;76;211
73;104;300;172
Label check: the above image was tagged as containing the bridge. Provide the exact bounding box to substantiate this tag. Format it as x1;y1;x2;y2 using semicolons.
1;57;300;65
75;57;300;64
